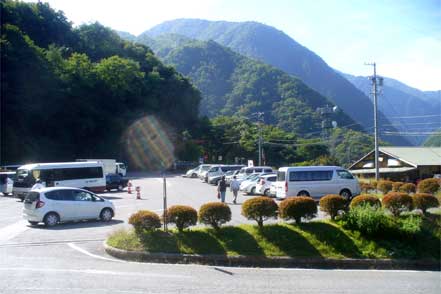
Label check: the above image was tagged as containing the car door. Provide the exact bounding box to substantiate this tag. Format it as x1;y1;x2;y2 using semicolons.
46;190;77;221
72;190;98;219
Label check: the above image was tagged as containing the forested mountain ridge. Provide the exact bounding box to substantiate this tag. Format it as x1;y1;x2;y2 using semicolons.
0;1;201;165
140;18;409;145
130;33;357;137
342;72;441;145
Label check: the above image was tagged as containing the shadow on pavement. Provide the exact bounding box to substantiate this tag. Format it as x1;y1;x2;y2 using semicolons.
30;219;124;230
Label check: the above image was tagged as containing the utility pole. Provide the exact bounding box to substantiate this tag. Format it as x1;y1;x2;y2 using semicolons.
257;112;264;166
365;62;383;181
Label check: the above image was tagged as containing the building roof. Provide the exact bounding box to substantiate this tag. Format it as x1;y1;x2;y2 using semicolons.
379;147;441;167
350;167;416;174
349;147;441;169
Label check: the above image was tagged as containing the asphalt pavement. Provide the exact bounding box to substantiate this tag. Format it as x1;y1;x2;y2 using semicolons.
0;172;439;293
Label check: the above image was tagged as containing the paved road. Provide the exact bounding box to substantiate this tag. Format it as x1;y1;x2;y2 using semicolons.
0;173;439;293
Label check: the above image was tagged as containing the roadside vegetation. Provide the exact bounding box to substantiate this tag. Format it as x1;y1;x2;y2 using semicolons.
108;187;441;261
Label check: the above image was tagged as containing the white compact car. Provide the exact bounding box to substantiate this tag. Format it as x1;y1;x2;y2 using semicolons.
23;187;115;227
255;174;277;196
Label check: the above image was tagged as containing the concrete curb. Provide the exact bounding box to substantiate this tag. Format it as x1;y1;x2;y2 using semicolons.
104;243;440;270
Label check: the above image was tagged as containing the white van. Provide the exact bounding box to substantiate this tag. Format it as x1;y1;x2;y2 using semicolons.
13;162;106;201
0;171;15;196
237;166;273;180
275;166;360;200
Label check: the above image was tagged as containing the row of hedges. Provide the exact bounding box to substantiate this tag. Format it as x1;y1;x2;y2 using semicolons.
361;178;440;194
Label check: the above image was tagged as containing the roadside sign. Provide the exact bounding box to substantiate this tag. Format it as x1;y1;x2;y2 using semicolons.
199;157;204;164
248;160;254;167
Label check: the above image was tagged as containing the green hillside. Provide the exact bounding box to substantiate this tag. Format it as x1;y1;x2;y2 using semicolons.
0;1;201;165
137;34;356;137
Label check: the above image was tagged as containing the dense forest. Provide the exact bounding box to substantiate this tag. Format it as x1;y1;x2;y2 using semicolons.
1;0;201;166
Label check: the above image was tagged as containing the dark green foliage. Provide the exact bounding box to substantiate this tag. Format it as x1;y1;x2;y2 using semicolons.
279;197;317;224
417;179;440;194
400;183;416;194
343;205;393;237
319;194;347;220
382;192;413;217
198;202;232;230
1;1;201;165
350;195;381;209
413;193;439;214
241;197;278;228
165;205;198;232
128;210;161;233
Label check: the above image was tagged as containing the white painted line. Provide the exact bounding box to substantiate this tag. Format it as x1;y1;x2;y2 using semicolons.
0;220;29;244
0;267;191;279
67;242;126;263
2;287;144;294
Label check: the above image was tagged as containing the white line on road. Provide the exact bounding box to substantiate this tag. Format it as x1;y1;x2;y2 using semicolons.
0;220;29;244
67;242;126;263
0;267;191;279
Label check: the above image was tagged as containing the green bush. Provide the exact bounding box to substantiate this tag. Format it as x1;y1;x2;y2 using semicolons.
413;193;439;214
343;204;392;236
279;197;317;224
382;192;413;217
392;182;404;192
350;194;381;209
128;210;161;233
319;194;347;220
396;215;422;237
241;197;278;228
165;205;198;232
360;182;373;193
417;178;440;194
399;183;416;194
370;180;377;188
199;202;231;230
377;180;393;194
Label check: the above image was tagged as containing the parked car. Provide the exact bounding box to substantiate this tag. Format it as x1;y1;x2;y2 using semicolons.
255;174;277;196
184;167;198;178
105;173;129;191
236;166;273;180
23;187;115;227
274;166;360;200
239;173;273;195
0;171;15;196
206;165;245;184
225;170;240;186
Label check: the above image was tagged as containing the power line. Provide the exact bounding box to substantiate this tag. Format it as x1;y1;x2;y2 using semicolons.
387;114;441;119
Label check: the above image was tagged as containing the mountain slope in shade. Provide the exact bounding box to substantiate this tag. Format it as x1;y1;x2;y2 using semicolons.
132;33;357;137
141;18;409;145
342;73;441;145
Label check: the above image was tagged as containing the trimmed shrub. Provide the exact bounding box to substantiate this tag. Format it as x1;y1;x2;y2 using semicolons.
369;180;377;188
360;182;373;193
392;182;404;192
413;193;439;214
165;205;197;232
279;197;317;224
350;194;381;209
319;194;347;220
382;192;413;217
377;180;393;194
417;178;440;194
399;183;416;194
241;197;278;228
128;210;161;233
343;204;392;236
199;202;231;230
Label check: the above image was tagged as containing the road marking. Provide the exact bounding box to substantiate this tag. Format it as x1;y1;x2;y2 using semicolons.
1;287;145;294
0;220;29;244
0;238;104;248
0;267;190;279
67;242;126;263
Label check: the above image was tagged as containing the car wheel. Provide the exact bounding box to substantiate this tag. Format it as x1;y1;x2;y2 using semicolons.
191;173;197;178
264;189;270;196
28;221;39;226
117;184;123;191
100;208;113;222
340;189;352;201
297;190;310;197
250;187;256;195
44;213;59;227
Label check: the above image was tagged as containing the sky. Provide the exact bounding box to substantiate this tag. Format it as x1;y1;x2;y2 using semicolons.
30;0;441;91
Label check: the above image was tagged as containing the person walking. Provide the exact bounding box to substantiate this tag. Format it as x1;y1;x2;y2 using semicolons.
217;176;227;203
230;175;240;204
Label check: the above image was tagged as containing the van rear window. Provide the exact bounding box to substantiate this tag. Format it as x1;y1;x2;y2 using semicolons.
277;171;286;181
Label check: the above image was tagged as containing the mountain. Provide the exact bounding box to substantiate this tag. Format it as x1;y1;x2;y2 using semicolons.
342;73;441;145
423;131;441;147
140;19;409;145
132;33;357;137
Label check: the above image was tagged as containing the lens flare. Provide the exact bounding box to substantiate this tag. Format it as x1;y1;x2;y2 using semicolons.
124;116;175;170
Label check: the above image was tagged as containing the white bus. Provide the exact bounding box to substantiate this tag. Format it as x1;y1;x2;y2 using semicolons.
13;162;106;201
275;166;360;200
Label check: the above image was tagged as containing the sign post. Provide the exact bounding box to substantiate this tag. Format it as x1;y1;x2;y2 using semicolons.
162;170;168;232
